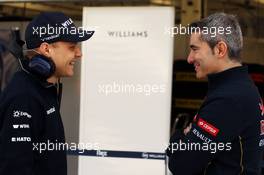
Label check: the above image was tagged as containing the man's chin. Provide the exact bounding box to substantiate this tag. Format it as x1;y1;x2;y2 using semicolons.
196;73;205;79
62;72;74;77
67;73;74;77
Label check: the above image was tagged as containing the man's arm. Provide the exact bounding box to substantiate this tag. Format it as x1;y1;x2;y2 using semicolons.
167;97;241;174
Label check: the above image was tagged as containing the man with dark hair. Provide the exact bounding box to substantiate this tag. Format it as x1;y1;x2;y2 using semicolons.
167;13;264;175
0;12;94;175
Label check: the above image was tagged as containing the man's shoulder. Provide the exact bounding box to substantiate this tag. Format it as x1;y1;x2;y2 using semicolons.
210;79;260;101
204;82;261;119
0;71;43;103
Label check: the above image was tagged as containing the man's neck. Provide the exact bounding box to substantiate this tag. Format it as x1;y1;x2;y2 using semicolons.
218;59;242;73
47;75;58;84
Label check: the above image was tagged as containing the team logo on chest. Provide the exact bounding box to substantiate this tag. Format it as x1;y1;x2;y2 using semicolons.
46;106;56;115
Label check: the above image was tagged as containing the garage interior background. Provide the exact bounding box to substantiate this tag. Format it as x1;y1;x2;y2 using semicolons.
0;0;264;174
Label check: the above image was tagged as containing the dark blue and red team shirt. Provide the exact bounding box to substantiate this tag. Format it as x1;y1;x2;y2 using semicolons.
167;66;264;175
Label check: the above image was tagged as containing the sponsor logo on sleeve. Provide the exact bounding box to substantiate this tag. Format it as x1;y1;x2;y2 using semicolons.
197;118;219;137
192;128;212;143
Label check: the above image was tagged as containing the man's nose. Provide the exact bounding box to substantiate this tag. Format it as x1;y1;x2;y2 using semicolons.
187;52;194;64
75;47;82;59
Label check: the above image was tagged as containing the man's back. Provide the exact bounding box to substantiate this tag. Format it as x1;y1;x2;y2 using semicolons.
204;66;263;174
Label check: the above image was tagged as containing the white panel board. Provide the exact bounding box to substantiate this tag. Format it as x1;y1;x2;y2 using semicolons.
79;7;174;175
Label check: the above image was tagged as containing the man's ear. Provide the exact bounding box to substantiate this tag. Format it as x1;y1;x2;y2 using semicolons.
38;42;51;57
214;41;228;58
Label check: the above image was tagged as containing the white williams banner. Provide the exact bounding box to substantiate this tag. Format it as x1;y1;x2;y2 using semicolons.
79;7;174;175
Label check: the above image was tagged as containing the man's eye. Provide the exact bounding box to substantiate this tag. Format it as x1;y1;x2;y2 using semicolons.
69;46;76;50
